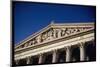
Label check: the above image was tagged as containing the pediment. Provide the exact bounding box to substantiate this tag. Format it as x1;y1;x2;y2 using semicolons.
15;22;94;49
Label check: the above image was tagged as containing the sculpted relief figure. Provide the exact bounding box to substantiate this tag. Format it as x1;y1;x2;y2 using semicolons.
28;40;34;46
55;29;58;38
52;29;56;38
38;28;54;42
33;37;38;44
65;28;70;35
16;26;94;49
25;43;28;47
47;29;53;40
41;32;47;42
27;27;89;46
64;27;81;36
32;39;35;45
26;27;85;46
61;28;66;36
36;35;41;43
53;28;65;38
30;38;38;45
58;29;62;38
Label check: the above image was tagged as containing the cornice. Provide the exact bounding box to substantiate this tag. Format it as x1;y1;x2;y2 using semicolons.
15;28;94;54
15;22;94;49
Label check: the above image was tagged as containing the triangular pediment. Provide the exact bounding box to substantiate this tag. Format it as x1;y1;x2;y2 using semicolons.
15;22;94;49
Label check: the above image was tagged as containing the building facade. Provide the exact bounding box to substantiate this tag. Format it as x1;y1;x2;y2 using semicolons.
14;22;96;65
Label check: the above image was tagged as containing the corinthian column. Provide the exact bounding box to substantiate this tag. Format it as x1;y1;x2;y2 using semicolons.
52;49;58;63
38;53;43;64
65;46;71;62
26;56;31;64
80;42;85;61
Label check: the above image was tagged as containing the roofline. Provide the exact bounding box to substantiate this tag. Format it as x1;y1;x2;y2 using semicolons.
15;22;95;48
15;28;94;53
15;23;52;47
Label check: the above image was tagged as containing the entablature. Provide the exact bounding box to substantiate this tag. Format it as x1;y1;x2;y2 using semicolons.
15;22;94;50
15;27;94;55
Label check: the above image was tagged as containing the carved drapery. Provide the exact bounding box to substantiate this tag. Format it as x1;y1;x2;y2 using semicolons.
47;28;53;40
61;28;66;36
29;41;33;45
36;35;41;44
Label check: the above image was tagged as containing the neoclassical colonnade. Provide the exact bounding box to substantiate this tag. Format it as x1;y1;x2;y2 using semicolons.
14;23;95;65
15;40;95;65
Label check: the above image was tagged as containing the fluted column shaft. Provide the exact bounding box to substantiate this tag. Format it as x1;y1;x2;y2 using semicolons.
26;57;31;64
38;54;43;64
66;46;71;62
80;42;85;61
52;50;58;63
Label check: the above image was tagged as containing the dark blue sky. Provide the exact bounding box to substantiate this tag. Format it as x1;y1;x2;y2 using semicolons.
13;2;96;45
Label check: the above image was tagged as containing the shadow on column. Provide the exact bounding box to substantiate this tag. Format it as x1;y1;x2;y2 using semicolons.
58;50;66;63
31;56;39;65
71;46;80;62
17;58;27;66
85;41;96;61
43;53;52;64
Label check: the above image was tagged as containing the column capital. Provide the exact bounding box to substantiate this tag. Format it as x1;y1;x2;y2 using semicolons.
39;53;43;56
65;46;71;50
51;49;58;53
53;49;58;52
79;42;85;48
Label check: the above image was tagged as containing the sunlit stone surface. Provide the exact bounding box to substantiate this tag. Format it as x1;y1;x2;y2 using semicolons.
14;22;96;65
